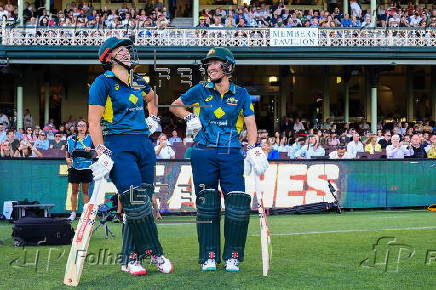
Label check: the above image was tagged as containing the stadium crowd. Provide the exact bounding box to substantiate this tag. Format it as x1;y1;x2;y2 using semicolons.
198;3;436;28
0;2;171;28
0;1;435;28
0;108;434;159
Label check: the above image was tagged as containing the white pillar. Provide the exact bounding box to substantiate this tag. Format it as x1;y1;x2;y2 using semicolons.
344;82;350;123
371;87;377;134
370;0;377;27
44;83;49;125
193;0;199;26
432;67;436;122
17;85;23;129
279;66;289;119
343;0;349;15
407;68;414;122
18;0;24;26
365;72;371;123
45;0;50;14
323;67;330;122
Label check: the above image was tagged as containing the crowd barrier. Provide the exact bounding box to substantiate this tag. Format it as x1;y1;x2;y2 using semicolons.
0;158;435;214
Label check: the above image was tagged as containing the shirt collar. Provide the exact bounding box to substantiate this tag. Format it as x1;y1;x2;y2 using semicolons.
203;81;237;95
104;70;115;78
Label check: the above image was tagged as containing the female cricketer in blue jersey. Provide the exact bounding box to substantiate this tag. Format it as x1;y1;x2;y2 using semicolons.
65;119;93;221
87;37;173;276
170;47;269;272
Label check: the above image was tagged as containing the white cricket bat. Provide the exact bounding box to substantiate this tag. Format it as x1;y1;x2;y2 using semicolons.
254;174;271;277
64;178;104;286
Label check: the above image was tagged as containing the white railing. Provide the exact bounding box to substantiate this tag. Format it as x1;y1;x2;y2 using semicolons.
1;26;435;47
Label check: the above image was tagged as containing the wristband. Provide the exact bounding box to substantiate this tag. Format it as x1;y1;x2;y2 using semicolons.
247;144;256;151
149;115;160;122
96;144;112;157
184;113;196;122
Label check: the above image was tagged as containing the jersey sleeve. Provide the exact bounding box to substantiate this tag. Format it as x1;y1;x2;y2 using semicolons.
180;84;201;105
241;89;255;117
89;76;109;106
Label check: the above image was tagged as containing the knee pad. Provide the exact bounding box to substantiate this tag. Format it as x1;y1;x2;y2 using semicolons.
225;191;251;222
196;189;221;220
120;183;153;222
223;191;251;262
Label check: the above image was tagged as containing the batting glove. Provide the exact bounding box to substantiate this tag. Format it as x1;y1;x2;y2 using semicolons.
90;145;114;180
184;113;202;138
246;144;269;176
146;115;160;135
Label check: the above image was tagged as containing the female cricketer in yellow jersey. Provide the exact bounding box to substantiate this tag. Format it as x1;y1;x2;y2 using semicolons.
170;47;269;271
88;37;173;276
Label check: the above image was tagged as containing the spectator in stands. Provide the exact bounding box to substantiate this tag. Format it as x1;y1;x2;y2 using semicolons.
197;16;209;27
410;134;427;158
22;127;36;144
280;116;293;135
168;130;182;144
328;132;340;146
422;132;431;147
5;130;19;154
350;0;362;18
210;16;223;27
16;128;24;140
33;131;49;151
50;133;66;150
15;139;41;157
0;123;6;143
276;137;289;153
0;140;14;157
406;127;414;136
341;13;352;27
386;134;413;159
288;136;306;159
347;132;364;158
426;134;436;158
0;111;9;128
293;118;305;132
183;134;194;144
296;135;325;159
378;130;392;149
399;122;408;135
329;144;353;159
359;119;370;130
401;134;411;146
260;138;278;159
155;133;175;159
364;135;381;154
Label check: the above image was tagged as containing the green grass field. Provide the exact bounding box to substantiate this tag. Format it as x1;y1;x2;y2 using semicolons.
1;210;436;289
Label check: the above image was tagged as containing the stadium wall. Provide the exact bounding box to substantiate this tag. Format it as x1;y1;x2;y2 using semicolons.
0;159;435;214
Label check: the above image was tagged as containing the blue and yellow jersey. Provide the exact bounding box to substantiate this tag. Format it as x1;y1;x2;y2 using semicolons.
180;81;254;148
66;134;94;170
88;70;152;136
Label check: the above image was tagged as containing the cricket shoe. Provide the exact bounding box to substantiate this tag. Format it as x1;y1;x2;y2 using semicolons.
201;259;217;271
151;255;174;273
225;259;239;272
122;261;147;276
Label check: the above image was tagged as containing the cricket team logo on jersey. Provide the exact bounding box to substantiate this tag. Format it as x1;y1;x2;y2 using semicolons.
226;97;239;106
